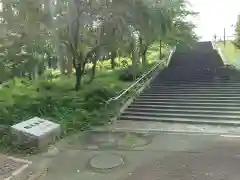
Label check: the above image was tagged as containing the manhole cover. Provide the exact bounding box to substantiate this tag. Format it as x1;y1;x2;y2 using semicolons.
89;154;124;171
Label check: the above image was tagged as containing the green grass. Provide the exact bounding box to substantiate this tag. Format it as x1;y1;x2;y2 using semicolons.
0;48;169;152
217;41;240;64
0;45;172;152
0;69;131;153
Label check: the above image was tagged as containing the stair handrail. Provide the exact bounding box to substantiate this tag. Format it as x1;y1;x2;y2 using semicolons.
106;47;176;104
166;46;176;66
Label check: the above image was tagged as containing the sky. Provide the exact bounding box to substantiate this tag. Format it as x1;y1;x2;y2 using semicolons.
0;1;239;41
188;0;240;41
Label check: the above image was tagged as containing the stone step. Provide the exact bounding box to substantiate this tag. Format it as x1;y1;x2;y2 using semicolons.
132;101;240;107
158;75;217;78
122;111;240;120
142;93;240;96
156;79;221;81
160;70;216;74
138;95;240;100
157;77;228;80
128;104;240;111
149;84;240;88
119;115;240;126
134;98;240;104
151;80;240;84
119;42;240;126
126;107;240;116
144;89;240;93
160;71;216;74
145;89;240;93
150;84;240;87
148;87;240;90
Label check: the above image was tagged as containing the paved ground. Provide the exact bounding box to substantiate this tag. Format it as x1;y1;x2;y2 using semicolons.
32;130;240;180
4;123;240;180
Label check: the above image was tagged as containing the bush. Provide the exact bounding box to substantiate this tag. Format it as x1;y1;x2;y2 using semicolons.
121;59;129;67
0;77;121;134
118;66;142;82
83;86;116;111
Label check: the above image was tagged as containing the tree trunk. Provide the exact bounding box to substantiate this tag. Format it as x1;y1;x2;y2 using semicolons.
66;53;73;75
89;59;97;83
110;51;116;69
139;37;143;63
131;44;137;81
74;53;86;91
59;58;66;75
28;72;32;81
57;44;66;75
75;64;82;91
33;65;39;80
159;40;162;60
142;47;148;67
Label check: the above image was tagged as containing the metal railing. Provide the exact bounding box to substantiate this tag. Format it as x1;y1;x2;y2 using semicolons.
166;46;176;66
106;47;176;104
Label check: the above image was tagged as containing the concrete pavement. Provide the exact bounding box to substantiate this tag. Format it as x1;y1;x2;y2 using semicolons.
31;130;240;180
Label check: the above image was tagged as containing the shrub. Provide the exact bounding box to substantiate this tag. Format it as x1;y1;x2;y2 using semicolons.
83;86;116;111
118;66;142;82
120;59;129;67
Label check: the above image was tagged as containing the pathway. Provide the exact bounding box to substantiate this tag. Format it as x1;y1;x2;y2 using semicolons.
13;130;240;180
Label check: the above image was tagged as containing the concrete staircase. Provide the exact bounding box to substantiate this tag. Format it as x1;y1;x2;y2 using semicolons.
119;41;240;126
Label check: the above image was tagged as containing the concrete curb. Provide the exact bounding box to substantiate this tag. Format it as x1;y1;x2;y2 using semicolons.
111;128;240;136
119;118;240;126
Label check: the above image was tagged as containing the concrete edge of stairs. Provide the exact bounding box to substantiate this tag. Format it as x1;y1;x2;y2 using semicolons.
109;62;165;124
119;115;240;126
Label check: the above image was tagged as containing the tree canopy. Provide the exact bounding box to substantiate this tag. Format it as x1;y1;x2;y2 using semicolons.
0;0;198;89
234;14;240;49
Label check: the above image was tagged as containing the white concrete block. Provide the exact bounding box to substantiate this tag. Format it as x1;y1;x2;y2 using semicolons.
11;117;61;150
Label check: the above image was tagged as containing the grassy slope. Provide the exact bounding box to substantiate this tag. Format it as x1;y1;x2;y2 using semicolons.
0;46;165;129
217;41;240;64
0;45;170;152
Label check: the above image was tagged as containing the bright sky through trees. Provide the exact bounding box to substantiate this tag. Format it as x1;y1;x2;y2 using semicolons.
189;0;240;41
0;0;239;41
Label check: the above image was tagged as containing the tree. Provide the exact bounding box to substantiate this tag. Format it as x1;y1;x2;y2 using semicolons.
0;0;52;80
0;0;198;89
234;14;240;49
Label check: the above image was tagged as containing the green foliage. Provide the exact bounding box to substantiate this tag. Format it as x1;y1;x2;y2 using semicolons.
234;14;240;49
83;87;116;111
0;0;197;151
0;70;131;135
118;65;143;82
0;0;197;91
217;41;240;64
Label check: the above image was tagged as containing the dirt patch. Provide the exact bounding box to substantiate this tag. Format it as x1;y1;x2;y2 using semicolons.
0;155;27;179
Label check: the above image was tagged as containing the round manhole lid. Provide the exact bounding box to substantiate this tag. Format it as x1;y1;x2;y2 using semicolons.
89;154;124;171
